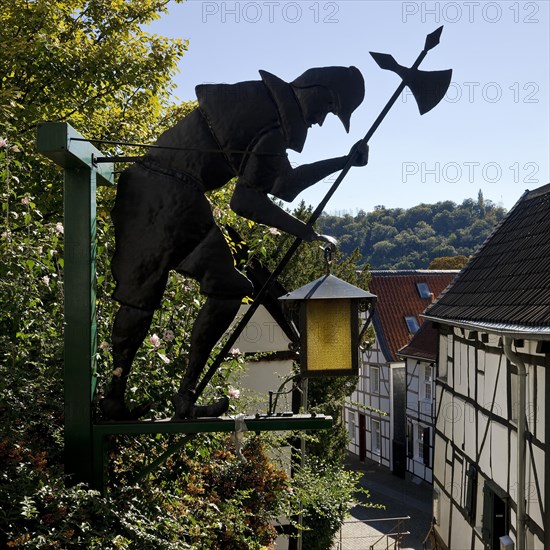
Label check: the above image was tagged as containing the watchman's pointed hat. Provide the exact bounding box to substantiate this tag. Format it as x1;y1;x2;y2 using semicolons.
291;66;365;132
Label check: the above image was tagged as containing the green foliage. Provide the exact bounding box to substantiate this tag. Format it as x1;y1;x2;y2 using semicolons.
317;193;507;269
224;200;377;546
294;458;383;550
1;0;188;218
428;255;469;270
1;3;376;546
0;1;303;547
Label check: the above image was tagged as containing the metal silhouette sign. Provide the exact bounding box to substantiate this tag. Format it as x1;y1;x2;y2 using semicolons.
100;27;452;421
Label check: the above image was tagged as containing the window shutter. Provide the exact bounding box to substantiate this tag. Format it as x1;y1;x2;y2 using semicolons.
481;482;494;543
407;421;413;458
422;427;430;466
465;464;477;523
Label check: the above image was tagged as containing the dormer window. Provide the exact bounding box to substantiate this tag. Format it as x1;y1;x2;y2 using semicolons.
416;282;431;299
405;315;420;334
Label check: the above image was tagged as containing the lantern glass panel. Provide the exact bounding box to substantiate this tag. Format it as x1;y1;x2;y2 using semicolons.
305;299;352;372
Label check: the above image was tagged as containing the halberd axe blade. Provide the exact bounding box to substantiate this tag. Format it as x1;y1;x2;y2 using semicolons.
370;50;452;115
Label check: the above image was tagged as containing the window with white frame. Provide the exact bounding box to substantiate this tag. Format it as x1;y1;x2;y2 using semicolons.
348;411;356;441
416;424;430;466
372;419;381;454
361;366;369;393
422;365;434;401
371;366;380;394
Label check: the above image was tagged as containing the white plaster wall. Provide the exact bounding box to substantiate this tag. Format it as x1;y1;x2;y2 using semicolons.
477;411;491;475
449;508;472;550
464;401;476;458
482;354;504;412
526;443;545;530
239;359;294;414
434;481;451;546
467;343;476;400
232;305;292;353
453;396;465;450
437;389;456;441
534;364;545;443
433;434;446;484
454;340;469;397
489;421;509;492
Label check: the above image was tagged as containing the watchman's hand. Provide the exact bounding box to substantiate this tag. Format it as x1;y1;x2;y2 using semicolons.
348;140;369;167
315;234;338;248
301;224;338;247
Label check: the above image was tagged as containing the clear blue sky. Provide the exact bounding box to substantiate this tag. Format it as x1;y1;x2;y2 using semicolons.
147;0;549;214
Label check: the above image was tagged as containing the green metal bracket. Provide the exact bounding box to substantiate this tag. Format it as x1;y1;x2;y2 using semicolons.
92;414;333;490
37;122;333;493
37;122;113;485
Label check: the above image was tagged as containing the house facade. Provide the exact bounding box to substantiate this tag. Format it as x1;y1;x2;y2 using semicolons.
345;270;457;476
424;184;550;550
398;320;439;483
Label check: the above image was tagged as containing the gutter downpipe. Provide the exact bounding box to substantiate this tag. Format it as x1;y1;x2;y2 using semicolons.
503;337;527;550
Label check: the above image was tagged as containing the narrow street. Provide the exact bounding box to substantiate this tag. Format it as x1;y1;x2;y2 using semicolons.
333;455;433;550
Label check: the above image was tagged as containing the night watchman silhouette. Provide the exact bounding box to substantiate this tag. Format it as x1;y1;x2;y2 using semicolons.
100;66;368;421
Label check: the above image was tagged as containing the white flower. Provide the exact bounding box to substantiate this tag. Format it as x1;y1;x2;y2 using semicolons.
1;231;10;239
268;227;281;236
158;353;170;364
228;387;240;400
213;207;222;219
55;222;64;234
230;348;241;357
163;329;175;342
21;196;30;206
99;341;110;351
150;334;161;348
42;275;50;285
0;138;7;148
112;367;123;377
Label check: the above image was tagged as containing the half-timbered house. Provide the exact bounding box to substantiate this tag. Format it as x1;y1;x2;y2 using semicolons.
424;184;550;550
398;320;439;483
345;270;457;476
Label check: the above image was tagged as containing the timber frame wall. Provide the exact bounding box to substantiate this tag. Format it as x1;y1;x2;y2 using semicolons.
432;325;548;550
346;340;393;469
405;356;435;483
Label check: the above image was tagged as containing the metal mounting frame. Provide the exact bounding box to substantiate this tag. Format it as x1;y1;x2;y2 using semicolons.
36;122;333;492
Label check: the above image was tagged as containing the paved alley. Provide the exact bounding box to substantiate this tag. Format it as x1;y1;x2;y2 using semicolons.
333;455;434;550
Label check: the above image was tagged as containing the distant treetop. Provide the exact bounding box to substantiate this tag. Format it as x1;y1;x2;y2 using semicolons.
317;195;506;270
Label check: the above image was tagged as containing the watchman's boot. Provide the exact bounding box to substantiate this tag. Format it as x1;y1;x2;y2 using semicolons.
171;389;229;420
100;375;152;421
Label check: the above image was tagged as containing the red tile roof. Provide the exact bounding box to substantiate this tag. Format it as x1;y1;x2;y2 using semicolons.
398;320;438;362
368;271;458;362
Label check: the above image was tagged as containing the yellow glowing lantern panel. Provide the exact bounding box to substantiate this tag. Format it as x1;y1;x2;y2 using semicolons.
305;299;352;372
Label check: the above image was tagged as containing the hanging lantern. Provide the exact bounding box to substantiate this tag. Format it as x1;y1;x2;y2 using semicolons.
279;274;376;377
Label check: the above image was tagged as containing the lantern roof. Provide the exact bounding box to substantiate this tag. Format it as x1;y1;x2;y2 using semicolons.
279;274;376;302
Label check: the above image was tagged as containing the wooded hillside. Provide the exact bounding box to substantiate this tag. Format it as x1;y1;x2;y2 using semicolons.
317;192;507;269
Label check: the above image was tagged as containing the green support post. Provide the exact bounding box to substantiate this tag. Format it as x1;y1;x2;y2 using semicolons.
37;122;113;484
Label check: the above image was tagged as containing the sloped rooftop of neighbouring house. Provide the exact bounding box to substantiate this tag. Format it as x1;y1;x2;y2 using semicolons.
368;270;458;362
397;320;438;362
425;183;550;333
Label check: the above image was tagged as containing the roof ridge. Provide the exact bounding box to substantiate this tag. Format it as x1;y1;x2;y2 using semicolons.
369;269;460;275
